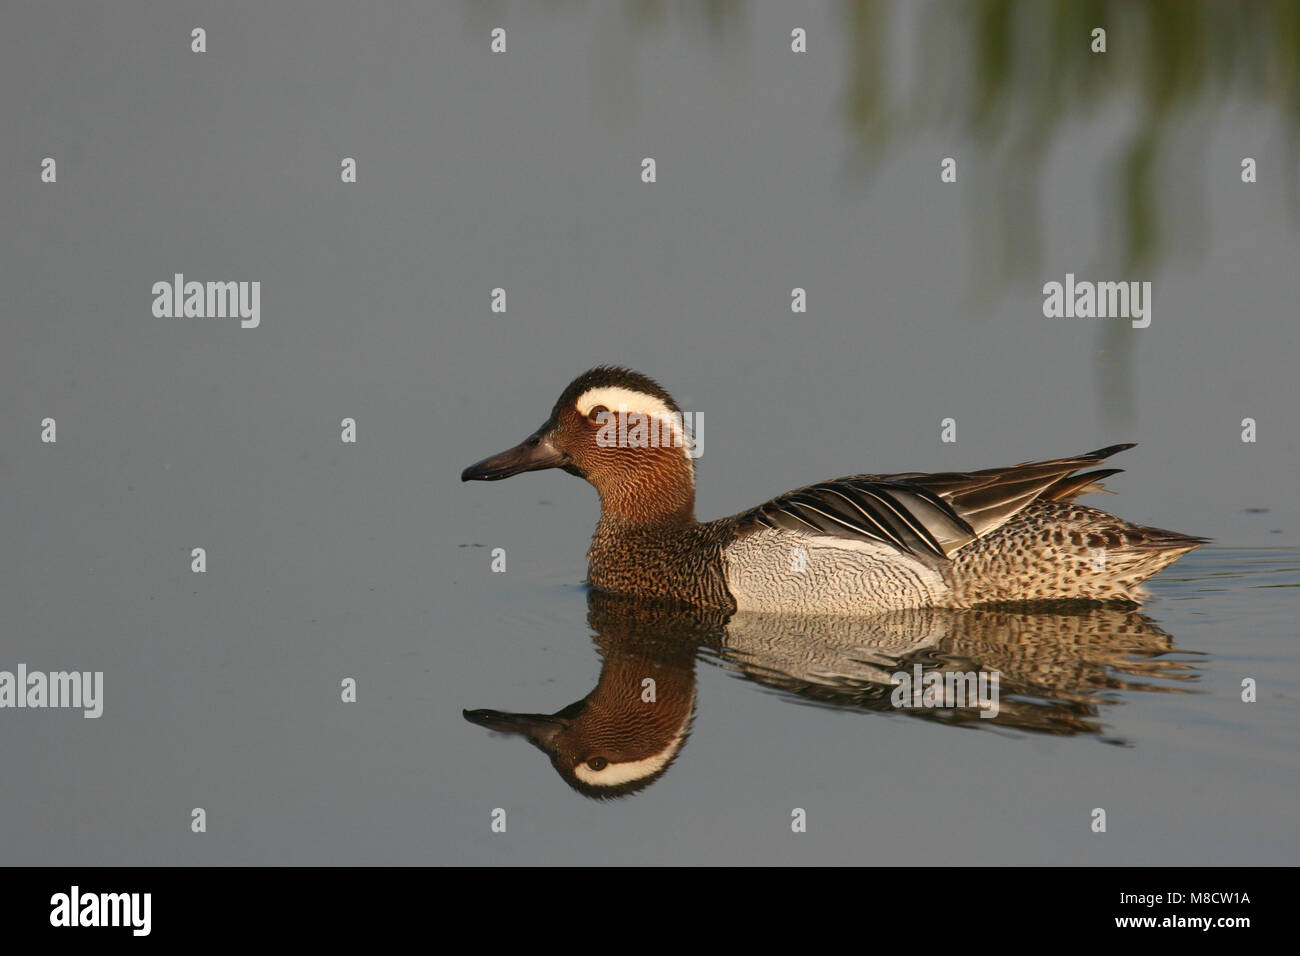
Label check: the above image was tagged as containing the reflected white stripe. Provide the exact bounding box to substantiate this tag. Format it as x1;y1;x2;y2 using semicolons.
571;704;693;787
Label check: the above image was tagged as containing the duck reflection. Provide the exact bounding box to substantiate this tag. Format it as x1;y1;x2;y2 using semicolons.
465;592;1199;798
465;598;710;799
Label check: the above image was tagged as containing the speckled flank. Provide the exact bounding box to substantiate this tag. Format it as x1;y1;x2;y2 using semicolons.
946;501;1201;606
723;530;950;614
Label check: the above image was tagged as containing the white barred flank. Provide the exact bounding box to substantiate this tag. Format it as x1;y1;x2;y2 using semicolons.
723;529;951;614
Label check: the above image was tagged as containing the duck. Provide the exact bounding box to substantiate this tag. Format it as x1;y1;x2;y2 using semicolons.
461;366;1206;614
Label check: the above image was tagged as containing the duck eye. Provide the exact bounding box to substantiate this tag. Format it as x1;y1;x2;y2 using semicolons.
586;756;608;771
587;405;609;423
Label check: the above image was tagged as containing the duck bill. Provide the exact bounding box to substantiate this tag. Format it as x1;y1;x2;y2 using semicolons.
460;425;567;481
463;709;569;749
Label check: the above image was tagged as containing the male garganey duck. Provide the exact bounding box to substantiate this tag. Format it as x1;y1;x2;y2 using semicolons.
461;367;1205;614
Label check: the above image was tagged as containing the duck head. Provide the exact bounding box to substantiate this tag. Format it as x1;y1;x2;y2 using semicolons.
461;366;697;525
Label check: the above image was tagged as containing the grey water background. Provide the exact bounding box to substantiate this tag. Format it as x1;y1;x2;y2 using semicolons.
1;1;1297;863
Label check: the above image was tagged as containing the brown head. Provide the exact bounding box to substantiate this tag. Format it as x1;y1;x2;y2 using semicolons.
461;366;698;526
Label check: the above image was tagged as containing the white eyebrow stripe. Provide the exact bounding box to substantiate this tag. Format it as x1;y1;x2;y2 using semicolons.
575;386;678;424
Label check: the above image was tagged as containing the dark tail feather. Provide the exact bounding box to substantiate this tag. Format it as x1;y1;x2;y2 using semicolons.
1040;445;1137;500
1044;468;1123;502
1080;442;1137;461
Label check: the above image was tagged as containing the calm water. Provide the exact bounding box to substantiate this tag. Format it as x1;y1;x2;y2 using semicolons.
5;541;1295;865
452;547;1300;864
3;2;1298;865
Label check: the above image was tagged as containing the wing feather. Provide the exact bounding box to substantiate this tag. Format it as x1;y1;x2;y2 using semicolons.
738;445;1135;562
